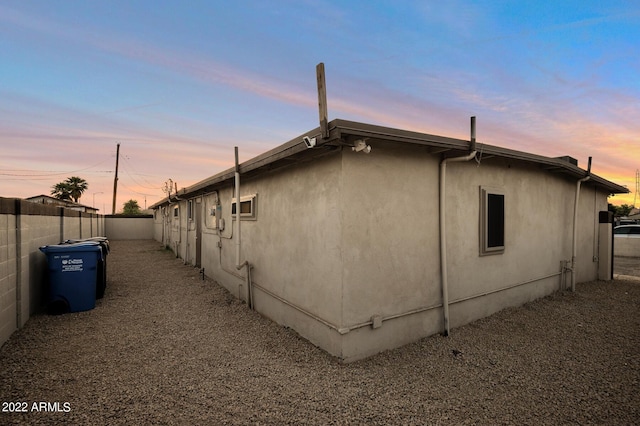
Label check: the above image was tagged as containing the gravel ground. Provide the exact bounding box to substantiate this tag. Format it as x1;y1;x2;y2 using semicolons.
1;240;639;425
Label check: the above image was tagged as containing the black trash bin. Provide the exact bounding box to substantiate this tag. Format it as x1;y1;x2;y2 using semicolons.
62;237;109;299
39;242;103;314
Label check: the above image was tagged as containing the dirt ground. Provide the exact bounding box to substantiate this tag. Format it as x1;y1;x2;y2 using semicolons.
1;240;639;425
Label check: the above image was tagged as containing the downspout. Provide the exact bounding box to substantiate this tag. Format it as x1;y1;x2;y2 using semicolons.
571;156;592;292
439;116;477;336
234;147;253;309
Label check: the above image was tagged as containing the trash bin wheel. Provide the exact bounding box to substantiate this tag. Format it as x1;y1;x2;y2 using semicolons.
47;298;70;315
96;281;106;299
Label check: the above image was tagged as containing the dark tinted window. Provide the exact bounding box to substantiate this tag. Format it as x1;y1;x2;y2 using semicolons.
487;194;505;247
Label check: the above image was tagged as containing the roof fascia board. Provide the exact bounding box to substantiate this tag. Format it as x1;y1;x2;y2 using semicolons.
332;120;627;194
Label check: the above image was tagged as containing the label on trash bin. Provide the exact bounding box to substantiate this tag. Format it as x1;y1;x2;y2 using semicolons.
61;257;83;272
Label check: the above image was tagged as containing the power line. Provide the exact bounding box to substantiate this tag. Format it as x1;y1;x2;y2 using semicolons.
120;155;163;190
0;158;112;177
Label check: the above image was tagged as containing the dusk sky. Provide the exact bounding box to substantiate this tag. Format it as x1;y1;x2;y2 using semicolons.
1;1;639;211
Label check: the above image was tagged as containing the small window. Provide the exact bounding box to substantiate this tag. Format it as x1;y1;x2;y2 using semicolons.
480;187;505;255
187;200;194;220
173;206;179;218
232;194;257;220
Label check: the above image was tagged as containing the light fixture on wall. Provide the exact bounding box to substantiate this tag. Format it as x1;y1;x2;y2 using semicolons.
352;139;371;154
303;136;317;148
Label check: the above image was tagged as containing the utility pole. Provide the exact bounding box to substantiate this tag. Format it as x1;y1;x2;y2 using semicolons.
112;143;120;214
634;169;639;207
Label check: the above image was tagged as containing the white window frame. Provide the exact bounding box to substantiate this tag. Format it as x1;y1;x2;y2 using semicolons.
232;194;257;220
187;200;194;221
480;186;505;256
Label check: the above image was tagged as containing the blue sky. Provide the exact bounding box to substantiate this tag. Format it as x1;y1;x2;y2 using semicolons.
1;0;639;211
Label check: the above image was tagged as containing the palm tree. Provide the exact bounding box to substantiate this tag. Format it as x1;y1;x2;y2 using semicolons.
51;176;88;202
66;176;88;202
51;182;73;201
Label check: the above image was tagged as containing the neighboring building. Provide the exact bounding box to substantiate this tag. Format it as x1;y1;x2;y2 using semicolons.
150;119;627;362
25;195;99;213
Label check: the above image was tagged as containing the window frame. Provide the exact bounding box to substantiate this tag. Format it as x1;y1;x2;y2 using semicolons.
480;186;505;256
231;194;258;220
187;200;194;221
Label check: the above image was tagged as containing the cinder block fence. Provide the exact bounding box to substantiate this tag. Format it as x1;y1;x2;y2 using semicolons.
0;197;153;347
0;198;105;347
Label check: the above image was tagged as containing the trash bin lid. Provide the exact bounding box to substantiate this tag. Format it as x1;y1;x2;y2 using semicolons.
62;238;110;254
40;242;103;253
64;237;108;243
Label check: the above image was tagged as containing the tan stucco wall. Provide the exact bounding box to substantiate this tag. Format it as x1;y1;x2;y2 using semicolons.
443;158;607;330
155;145;612;362
339;143;443;358
196;154;345;353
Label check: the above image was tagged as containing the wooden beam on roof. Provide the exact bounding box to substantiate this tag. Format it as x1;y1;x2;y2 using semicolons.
317;63;329;139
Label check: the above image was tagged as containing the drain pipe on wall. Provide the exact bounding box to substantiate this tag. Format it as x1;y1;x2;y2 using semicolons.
439;116;478;336
234;146;253;309
571;156;592;292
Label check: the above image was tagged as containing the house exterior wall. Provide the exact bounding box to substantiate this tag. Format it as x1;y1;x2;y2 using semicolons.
339;143;444;358
153;207;168;246
185;199;200;266
194;154;345;354
338;148;609;360
444;158;607;329
154;144;613;362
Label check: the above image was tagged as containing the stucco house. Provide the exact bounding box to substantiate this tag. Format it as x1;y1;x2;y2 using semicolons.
150;119;627;362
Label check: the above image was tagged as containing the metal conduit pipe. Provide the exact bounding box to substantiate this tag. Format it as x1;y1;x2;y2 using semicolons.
571;157;592;292
344;269;562;333
439;150;477;336
234;146;253;309
250;281;343;333
234;148;241;268
439;116;477;336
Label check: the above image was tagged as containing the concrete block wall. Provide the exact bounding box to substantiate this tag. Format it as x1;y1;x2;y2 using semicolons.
0;198;106;348
105;215;154;240
0;209;17;347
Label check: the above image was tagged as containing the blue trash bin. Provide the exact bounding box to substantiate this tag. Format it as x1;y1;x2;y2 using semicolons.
39;242;103;314
62;237;109;299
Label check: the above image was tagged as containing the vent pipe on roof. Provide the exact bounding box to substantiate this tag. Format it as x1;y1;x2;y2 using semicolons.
470;116;476;152
570;156;592;292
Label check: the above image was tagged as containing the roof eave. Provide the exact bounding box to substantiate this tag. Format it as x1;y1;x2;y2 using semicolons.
149;119;628;209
